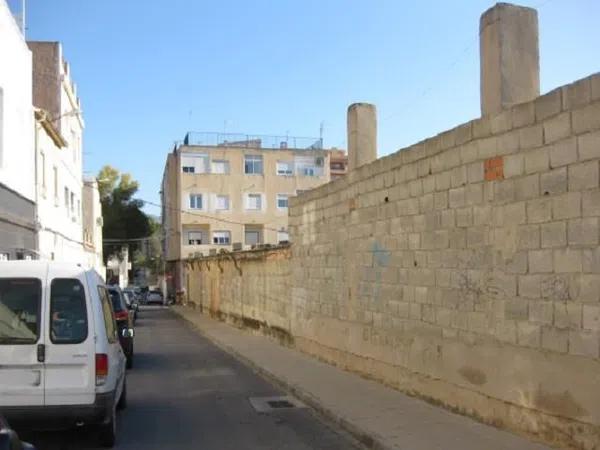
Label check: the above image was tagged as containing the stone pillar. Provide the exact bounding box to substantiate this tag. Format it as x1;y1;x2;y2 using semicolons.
480;3;539;116
347;103;377;171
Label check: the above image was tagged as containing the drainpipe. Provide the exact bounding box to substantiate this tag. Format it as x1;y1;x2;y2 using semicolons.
33;111;40;259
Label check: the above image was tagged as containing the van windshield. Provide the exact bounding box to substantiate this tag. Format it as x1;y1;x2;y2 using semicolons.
107;290;125;313
0;278;41;344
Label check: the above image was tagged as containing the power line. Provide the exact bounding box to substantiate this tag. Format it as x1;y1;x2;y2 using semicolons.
140;198;289;234
101;196;291;245
382;0;556;122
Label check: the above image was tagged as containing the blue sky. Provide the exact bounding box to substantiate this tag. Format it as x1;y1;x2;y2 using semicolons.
13;0;600;213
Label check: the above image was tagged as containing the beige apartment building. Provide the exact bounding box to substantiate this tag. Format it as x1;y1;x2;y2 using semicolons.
161;132;335;294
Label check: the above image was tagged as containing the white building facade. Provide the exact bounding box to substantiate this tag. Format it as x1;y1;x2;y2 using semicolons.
29;41;87;264
82;177;104;274
0;0;36;260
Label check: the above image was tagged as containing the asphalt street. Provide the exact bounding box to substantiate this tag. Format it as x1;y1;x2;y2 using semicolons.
17;306;361;450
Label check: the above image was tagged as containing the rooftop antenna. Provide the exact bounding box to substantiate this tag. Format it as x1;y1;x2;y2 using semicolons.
319;121;324;148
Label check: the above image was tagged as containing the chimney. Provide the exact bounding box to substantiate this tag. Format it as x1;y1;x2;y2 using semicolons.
480;3;540;116
347;103;377;171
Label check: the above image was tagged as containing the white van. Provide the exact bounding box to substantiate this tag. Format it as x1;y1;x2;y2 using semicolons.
0;261;127;447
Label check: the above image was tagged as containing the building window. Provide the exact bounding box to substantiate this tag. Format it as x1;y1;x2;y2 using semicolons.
295;156;323;177
244;155;263;174
187;231;204;245
70;192;75;214
277;230;289;243
53;167;58;202
181;154;208;173
64;187;69;211
40;152;46;191
245;193;262;210
71;131;77;163
296;189;307;196
276;161;293;176
211;160;230;174
77;199;81;218
189;194;203;209
302;166;316;176
0;253;9;261
245;229;261;246
213;231;231;245
276;194;289;209
215;195;230;211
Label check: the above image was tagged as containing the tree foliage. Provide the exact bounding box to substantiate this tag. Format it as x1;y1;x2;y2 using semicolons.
132;217;164;276
98;165;151;263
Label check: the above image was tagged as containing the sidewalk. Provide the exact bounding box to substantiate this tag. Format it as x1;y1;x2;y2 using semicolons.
171;306;551;450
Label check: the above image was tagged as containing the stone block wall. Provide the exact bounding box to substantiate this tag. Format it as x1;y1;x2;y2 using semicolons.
185;246;293;343
183;73;600;449
288;73;600;449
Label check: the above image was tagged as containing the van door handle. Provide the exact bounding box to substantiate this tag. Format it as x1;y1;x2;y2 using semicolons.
37;344;45;363
32;370;41;386
72;353;88;358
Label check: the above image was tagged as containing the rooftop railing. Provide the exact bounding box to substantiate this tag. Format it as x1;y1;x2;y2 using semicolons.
183;132;323;150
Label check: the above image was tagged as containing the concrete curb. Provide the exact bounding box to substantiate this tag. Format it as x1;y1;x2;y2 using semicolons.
171;306;390;450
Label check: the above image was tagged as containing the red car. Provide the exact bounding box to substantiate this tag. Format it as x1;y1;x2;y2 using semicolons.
107;286;135;369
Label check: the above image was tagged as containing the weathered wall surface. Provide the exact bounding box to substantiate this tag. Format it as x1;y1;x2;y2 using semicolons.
185;246;293;343
288;74;600;449
184;73;600;450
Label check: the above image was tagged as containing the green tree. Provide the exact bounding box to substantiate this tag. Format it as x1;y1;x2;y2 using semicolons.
132;217;164;285
98;165;151;264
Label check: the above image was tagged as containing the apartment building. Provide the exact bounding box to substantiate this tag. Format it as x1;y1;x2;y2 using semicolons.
329;149;348;180
0;0;36;260
29;41;86;263
162;132;333;293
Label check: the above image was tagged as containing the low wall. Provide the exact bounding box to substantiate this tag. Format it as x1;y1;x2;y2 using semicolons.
184;245;293;344
184;73;600;450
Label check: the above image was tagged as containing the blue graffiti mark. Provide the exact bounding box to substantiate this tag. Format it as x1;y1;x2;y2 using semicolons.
369;241;391;303
371;241;391;267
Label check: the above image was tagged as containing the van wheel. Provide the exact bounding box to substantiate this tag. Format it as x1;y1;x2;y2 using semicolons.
98;405;117;447
117;379;127;410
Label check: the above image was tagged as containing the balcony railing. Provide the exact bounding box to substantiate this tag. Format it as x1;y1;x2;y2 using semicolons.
182;132;323;150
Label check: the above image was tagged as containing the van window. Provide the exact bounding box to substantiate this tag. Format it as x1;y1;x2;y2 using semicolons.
0;278;41;344
98;286;117;344
50;279;88;344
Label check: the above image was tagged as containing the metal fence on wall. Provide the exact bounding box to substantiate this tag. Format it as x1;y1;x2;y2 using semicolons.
183;132;323;150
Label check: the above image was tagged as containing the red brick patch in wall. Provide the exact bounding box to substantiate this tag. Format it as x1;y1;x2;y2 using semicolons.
484;156;504;181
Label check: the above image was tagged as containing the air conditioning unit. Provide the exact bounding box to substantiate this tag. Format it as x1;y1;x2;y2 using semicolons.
209;249;217;256
232;242;243;251
315;157;324;167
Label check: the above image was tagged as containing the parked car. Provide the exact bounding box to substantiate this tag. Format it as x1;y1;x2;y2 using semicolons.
106;286;134;369
123;286;141;304
146;290;164;306
0;261;127;448
0;415;37;450
122;290;138;322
